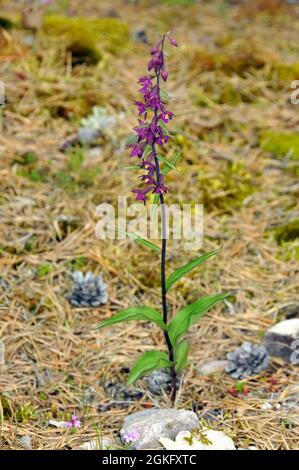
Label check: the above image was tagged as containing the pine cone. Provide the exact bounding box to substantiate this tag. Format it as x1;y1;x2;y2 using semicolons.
67;271;108;307
145;369;180;395
226;341;269;379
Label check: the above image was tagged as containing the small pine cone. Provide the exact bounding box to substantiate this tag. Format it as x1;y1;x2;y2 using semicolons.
225;341;269;379
145;369;180;395
67;271;108;307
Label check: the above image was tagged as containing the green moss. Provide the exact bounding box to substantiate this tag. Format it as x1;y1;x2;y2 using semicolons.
198;161;258;211
275;62;299;81
0;16;14;30
260;131;299;160
44;15;130;63
54;148;101;191
17;167;47;182
182;42;277;77
37;263;52;277
15;403;37;423
0;395;13;419
274;219;299;244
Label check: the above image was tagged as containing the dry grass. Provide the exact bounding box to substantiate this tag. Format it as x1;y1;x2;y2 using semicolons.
0;0;298;450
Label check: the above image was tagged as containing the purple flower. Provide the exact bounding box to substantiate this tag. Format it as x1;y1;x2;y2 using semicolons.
134;100;147;115
66;414;81;428
167;34;178;47
128;143;144;158
123;431;141;444
160;111;173;123
161;69;168;82
128;33;177;202
132;188;151;202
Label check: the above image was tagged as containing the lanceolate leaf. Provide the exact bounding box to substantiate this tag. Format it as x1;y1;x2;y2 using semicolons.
165;247;221;292
113;227;160;252
157;154;177;172
123;165;141;170
153;193;160;204
128;351;172;385
161;147;182;175
175;339;190;373
169;292;229;345
159;120;170;136
96;306;167;331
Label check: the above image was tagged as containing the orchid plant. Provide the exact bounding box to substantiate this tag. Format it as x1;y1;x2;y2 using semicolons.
97;33;228;403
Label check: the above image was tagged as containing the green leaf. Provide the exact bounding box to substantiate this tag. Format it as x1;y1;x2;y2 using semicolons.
96;306;167;331
175;339;190;373
112;227;160;252
153;193;160;204
125;134;138;145
157;154;177;172
169;292;229;345
161;148;182;175
159;120;170;136
128;351;172;385
123;165;141;170
160;88;171;102
166;247;221;292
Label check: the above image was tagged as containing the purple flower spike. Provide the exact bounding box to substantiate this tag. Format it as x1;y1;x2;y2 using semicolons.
128;33;177;203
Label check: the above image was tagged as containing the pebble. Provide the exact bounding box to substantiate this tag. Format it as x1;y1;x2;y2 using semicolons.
264;319;299;363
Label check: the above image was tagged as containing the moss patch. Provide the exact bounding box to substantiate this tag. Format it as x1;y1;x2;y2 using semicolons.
44;15;130;64
0;16;14;30
198;161;258;211
274;219;299;244
275;62;299;81
260;131;299;160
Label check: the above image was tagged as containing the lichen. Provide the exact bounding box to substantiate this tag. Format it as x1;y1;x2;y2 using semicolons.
44;15;130;64
260;131;299;160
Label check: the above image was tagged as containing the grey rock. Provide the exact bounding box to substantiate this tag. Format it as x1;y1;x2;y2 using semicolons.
67;271;108;307
278;303;299;320
120;409;198;450
198;359;229;376
264;319;299;363
104;380;143;401
226;342;269;379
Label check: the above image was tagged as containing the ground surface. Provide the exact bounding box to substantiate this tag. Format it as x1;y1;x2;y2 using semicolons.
0;0;298;450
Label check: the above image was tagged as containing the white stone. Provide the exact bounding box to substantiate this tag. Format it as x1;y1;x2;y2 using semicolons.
267;319;299;336
78;437;114;450
198;359;229;375
159;429;236;450
48;419;67;428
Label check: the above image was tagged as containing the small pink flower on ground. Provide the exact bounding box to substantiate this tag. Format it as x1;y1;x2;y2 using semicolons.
123;431;140;443
66;414;81;428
